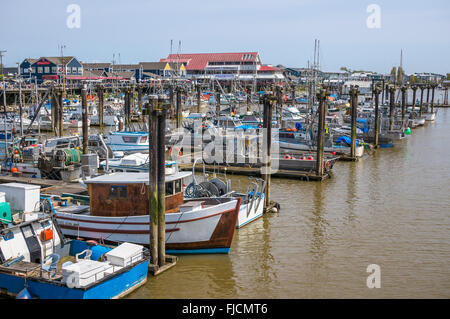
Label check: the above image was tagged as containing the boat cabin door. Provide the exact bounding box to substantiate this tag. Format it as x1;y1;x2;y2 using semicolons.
20;225;42;263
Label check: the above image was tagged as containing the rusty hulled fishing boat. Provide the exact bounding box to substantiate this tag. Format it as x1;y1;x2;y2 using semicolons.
52;167;241;254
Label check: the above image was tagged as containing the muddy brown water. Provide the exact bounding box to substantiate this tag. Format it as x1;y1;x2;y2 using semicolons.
123;108;449;299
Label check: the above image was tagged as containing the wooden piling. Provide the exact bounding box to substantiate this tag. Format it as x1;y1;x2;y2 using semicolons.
81;86;88;154
148;97;159;268
276;86;283;128
169;84;174;119
247;86;251;112
51;86;57;134
196;84;201;113
176;87;182;128
426;85;430;112
411;86;417;111
18;81;24;136
374;85;381;148
444;87;449;106
350;86;358;159
262;95;272;209
419;85;424;116
58;88;64;137
98;84;105;127
389;86;395;131
431;84;436;113
316;89;326;177
385;83;389;104
124;88;131;130
401;86;406;121
216;89;221;117
156;105;167;268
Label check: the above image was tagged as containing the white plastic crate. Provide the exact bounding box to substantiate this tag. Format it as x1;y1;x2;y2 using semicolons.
62;259;111;288
0;183;40;212
105;243;143;267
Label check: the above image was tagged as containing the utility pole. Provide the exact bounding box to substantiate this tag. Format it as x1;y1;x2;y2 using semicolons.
59;44;67;94
0;50;6;81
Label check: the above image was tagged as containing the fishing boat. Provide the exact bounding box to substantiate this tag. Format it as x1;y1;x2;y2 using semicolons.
29;115;71;132
53;168;241;254
66;113;91;128
0;185;148;299
185;160;266;228
275;130;365;157
106;131;149;153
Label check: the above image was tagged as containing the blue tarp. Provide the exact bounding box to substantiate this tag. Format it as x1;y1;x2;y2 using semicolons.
356;118;369;133
336;135;360;146
235;125;254;130
295;122;303;130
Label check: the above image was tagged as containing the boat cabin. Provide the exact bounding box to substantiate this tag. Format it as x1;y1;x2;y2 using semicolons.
85;170;192;217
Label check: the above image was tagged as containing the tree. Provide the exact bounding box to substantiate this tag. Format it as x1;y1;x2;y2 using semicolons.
397;66;404;85
410;75;417;84
340;66;351;73
390;67;397;83
447;73;450;80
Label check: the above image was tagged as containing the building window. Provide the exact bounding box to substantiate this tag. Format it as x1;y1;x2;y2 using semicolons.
31;68;36;73
78;67;83;74
37;67;43;73
44;67;50;73
72;67;77;73
52;67;57;73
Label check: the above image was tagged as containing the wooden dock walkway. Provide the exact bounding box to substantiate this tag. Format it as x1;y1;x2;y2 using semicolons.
178;163;330;181
0;174;87;196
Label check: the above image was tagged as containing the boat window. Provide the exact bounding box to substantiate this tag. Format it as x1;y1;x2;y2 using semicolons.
165;181;174;195
174;179;182;193
122;136;138;143
109;185;128;199
40;220;50;228
140;136;148;143
2;231;14;241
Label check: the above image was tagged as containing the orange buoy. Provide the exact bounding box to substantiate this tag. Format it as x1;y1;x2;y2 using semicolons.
11;167;19;173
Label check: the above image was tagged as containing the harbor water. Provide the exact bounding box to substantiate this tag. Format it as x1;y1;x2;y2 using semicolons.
127;108;450;299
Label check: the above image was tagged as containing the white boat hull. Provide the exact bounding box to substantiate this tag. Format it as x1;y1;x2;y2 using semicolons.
236;196;265;228
54;198;240;254
277;141;364;157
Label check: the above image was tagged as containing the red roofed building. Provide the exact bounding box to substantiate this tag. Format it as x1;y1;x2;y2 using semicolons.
160;52;284;82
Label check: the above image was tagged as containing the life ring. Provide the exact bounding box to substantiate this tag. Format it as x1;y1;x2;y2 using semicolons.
65;273;79;288
307;156;314;161
283;154;292;160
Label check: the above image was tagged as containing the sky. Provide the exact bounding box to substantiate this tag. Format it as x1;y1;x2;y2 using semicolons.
1;0;449;74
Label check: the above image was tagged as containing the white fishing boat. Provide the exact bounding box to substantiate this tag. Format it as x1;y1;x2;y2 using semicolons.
423;112;436;121
52;169;241;254
66;113;91;128
184;160;266;228
106;131;149;153
0;184;149;299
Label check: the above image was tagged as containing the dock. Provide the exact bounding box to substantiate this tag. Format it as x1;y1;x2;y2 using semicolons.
178;163;330;181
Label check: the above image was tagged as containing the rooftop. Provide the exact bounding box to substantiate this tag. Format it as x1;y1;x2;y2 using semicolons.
162;52;259;70
85;171;192;184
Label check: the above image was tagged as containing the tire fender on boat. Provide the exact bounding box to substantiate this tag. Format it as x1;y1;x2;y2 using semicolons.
66;273;79;288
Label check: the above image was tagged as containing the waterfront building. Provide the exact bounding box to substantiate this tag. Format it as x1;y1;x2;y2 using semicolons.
160;52;285;83
19;56;83;83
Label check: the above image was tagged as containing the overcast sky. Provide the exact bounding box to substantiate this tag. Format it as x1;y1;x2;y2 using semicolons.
1;0;449;74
